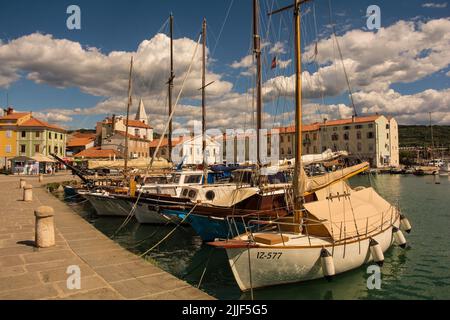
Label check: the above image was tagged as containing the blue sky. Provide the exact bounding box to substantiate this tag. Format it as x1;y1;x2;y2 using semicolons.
0;0;449;129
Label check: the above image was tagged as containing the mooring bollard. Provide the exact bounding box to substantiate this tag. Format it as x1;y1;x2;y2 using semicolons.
23;184;33;202
38;174;44;183
34;206;55;248
19;178;26;189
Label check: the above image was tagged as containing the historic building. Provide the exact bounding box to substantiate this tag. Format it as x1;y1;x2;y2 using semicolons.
278;115;399;168
0;108;67;168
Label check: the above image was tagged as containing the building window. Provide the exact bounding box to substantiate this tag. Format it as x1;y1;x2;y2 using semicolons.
35;132;40;138
386;124;390;129
60;134;63;140
367;132;374;139
287;136;291;143
287;148;292;155
333;127;338;131
313;133;317;141
54;133;57;139
6;130;12;138
331;133;339;141
54;146;58;154
368;124;374;128
357;131;362;140
306;146;310;154
387;133;389;139
357;142;362;152
322;146;327;152
48;132;52;139
20;145;26;153
369;144;374;151
281;148;284;155
5;145;11;153
344;126;351;130
313;146;317;153
280;136;284;143
21;131;26;138
355;125;363;129
343;132;349;140
48;146;51;154
35;145;40;153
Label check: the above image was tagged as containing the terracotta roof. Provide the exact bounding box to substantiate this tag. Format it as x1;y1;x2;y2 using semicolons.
277;115;383;133
74;147;121;159
18;118;66;132
67;137;95;148
72;132;96;139
105;118;152;129
0;112;30;121
149;136;187;148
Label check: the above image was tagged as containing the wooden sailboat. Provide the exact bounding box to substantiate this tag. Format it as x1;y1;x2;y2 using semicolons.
208;0;412;291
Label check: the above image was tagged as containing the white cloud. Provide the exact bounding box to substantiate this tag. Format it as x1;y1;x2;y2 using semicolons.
269;41;286;55
422;2;447;8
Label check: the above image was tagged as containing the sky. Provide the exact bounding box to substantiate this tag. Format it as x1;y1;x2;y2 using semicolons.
0;0;449;131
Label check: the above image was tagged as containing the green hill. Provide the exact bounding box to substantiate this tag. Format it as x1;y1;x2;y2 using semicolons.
399;125;450;148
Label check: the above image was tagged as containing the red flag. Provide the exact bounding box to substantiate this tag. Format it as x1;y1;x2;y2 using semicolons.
271;56;277;69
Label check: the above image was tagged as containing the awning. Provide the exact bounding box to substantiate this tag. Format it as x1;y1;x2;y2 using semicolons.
303;187;394;242
31;153;56;163
10;156;35;162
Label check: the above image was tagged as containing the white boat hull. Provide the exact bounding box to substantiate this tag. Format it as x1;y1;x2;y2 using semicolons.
225;220;400;291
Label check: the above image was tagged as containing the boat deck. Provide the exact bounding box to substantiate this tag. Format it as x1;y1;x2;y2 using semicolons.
0;173;213;300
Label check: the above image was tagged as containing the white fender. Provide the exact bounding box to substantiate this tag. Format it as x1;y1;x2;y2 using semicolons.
400;215;412;234
369;238;384;266
393;227;407;248
320;248;335;280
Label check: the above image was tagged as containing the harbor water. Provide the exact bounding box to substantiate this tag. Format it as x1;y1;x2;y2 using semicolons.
58;174;450;300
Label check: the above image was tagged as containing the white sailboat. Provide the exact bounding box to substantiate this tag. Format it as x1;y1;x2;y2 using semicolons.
209;0;412;292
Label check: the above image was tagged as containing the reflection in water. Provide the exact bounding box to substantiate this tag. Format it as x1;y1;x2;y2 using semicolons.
58;174;450;300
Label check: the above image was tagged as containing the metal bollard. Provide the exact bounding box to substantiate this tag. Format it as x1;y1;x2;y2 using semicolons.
34;206;55;248
20;178;26;189
23;184;33;202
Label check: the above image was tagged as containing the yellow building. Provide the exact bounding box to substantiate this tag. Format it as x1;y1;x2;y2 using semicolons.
0;109;32;168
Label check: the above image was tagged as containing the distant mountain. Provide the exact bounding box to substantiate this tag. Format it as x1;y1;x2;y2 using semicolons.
399;125;450;147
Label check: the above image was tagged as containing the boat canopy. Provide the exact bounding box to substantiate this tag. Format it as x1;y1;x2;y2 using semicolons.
305;162;369;194
280;149;349;166
303;187;395;242
87;158;172;170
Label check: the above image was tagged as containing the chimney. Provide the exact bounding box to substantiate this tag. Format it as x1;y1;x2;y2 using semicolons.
352;115;355;123
323;118;327;124
6;107;14;115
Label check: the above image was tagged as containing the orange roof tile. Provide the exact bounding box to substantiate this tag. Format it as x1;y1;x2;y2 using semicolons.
74;147;121;159
0;112;30;121
67;137;95;148
18;118;66;132
113;130;151;142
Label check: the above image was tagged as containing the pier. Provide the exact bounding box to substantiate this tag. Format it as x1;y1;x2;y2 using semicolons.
0;173;213;300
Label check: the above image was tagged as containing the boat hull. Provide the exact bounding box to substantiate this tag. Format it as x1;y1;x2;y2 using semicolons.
223;221;400;291
82;193;130;217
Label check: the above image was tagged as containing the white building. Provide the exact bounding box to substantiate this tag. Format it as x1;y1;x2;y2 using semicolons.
96;99;153;143
150;135;221;165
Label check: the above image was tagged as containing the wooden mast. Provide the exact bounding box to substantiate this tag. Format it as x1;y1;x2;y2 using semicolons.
124;56;133;174
168;14;174;163
293;0;303;229
253;0;263;166
202;18;208;184
429;112;434;161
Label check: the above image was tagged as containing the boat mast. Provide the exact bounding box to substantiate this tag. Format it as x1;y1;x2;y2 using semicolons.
253;0;262;166
168;14;175;163
124;56;133;174
293;0;304;228
429;112;434;161
202;18;208;184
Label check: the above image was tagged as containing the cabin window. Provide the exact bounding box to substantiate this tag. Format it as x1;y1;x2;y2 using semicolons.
182;189;189;197
188;190;197;199
185;175;202;184
205;191;215;201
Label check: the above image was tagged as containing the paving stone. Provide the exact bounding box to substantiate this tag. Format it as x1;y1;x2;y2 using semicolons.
59;287;123;300
0;273;42;292
55;275;110;296
0;284;59;300
0;255;24;267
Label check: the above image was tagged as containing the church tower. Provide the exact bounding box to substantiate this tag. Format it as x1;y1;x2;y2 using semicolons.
135;99;148;125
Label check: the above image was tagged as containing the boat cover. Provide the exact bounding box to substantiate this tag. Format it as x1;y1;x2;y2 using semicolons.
211;187;259;207
303;187;394;242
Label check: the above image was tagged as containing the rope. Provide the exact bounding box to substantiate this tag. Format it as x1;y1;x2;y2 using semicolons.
139;203;198;257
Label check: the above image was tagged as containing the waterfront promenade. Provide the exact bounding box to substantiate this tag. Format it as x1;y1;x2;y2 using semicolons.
0;173;213;300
